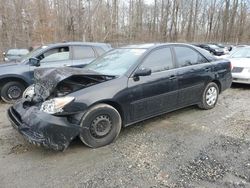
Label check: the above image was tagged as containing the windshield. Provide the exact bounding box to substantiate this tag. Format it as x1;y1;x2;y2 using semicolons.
230;48;250;58
20;46;48;62
85;48;147;76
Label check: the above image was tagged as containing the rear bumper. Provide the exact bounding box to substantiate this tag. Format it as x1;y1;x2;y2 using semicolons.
232;78;250;84
7;100;81;151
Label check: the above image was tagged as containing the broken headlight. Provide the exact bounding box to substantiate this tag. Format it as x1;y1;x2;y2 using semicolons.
40;96;75;114
23;84;35;98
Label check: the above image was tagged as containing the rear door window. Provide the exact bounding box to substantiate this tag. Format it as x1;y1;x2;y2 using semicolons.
72;46;96;60
174;46;208;67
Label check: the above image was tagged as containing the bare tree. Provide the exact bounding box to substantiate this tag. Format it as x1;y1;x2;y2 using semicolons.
0;0;250;54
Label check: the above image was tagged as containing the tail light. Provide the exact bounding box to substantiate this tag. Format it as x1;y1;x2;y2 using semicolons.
230;61;233;70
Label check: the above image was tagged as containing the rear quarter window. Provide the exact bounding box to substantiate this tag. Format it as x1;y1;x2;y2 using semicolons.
73;46;96;60
94;47;106;56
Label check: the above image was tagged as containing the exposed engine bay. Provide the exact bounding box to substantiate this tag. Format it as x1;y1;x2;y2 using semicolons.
23;67;115;103
50;75;113;98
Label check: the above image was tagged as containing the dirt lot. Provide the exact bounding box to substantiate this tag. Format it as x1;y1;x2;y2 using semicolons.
0;84;249;188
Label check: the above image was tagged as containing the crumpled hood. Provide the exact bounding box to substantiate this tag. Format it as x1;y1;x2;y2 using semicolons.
33;67;102;101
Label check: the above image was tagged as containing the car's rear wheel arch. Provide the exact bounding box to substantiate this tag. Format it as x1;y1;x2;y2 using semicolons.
211;80;221;93
199;82;219;110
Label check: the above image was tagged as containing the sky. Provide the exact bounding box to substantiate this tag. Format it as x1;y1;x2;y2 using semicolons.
144;0;154;5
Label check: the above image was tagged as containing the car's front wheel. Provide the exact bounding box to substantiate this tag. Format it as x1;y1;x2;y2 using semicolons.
79;104;122;148
198;82;219;110
1;81;25;103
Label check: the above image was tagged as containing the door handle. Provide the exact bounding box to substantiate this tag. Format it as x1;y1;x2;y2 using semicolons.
204;67;211;72
169;75;177;80
64;64;71;67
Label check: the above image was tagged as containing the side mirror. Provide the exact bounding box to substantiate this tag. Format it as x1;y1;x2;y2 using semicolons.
29;57;40;67
134;68;152;77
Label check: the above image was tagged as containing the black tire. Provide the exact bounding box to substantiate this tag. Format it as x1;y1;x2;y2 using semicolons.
1;81;25;103
79;104;122;148
198;82;219;110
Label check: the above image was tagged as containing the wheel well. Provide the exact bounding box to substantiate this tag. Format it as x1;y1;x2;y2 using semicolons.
0;77;29;90
100;101;125;125
212;80;221;93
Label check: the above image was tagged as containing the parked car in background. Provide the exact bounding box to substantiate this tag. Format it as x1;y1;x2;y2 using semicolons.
8;43;232;150
226;46;250;84
236;45;249;48
211;43;230;54
195;44;225;56
0;42;112;103
3;49;29;62
218;45;247;59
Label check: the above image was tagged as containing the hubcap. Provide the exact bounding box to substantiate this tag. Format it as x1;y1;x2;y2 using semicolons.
206;86;217;106
7;86;22;99
90;115;112;138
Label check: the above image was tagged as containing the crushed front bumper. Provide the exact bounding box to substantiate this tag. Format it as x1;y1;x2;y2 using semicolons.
7;100;81;151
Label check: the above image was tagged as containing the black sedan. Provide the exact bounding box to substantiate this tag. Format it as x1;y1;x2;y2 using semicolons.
195;44;225;56
8;43;232;151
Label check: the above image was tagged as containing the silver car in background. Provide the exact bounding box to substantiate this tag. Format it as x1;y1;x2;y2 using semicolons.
228;46;250;84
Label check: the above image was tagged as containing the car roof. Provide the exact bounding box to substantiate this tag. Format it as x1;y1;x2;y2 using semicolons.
121;43;200;50
120;43;217;62
121;43;160;49
45;42;111;48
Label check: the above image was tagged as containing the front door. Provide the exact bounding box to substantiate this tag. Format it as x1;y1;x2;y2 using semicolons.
127;47;178;122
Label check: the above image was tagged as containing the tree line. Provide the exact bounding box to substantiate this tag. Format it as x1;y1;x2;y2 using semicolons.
0;0;250;52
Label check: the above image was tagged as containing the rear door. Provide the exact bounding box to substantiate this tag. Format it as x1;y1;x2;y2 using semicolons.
71;45;97;68
173;45;213;107
127;47;178;122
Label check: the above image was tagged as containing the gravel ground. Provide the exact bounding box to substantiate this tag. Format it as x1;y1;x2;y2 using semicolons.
0;84;249;188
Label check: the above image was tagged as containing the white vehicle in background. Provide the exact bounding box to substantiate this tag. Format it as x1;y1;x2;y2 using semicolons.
218;45;248;59
228;46;250;84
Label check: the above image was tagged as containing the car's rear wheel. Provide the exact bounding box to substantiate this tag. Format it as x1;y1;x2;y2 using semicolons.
1;81;25;103
198;82;219;110
79;104;122;148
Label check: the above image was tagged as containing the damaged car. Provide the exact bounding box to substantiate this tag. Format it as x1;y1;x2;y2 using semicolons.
8;43;232;151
